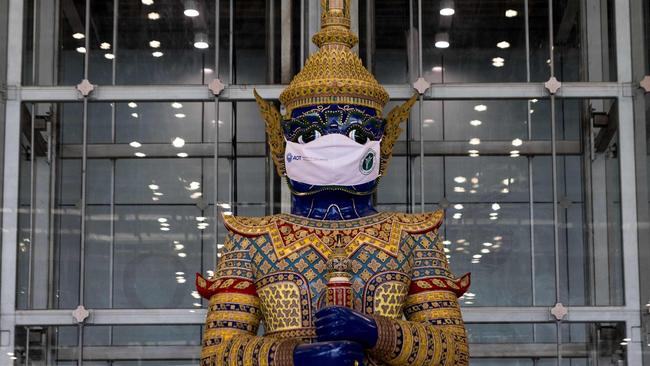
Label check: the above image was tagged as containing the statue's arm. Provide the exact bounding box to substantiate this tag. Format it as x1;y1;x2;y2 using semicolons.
198;231;300;366
369;232;470;366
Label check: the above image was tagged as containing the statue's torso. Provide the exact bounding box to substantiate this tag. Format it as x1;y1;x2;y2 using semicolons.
220;211;458;340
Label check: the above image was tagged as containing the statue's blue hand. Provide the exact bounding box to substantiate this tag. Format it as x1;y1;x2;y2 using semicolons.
294;341;365;366
314;306;378;349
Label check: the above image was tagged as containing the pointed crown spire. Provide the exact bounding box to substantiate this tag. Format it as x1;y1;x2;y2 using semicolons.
279;0;389;117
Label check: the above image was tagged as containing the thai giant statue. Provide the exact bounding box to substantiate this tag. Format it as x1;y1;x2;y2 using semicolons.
196;1;470;365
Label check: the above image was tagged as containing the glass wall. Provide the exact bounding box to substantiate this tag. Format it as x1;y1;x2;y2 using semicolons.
2;0;646;364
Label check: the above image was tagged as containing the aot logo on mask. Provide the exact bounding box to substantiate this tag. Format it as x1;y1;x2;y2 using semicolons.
284;134;381;186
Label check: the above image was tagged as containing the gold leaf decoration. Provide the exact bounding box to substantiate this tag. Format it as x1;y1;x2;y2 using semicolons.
253;89;286;176
380;93;418;175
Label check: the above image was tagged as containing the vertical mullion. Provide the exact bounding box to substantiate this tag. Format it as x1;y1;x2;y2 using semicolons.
417;0;424;213
213;0;221;269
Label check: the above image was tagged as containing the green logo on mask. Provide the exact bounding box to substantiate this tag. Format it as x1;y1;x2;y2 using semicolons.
360;149;376;175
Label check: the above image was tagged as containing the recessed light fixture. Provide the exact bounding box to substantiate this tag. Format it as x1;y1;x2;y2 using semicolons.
129;141;142;148
193;32;209;49
149;40;161;48
152;51;164;57
432;66;443;72
204;68;213;73
104;53;115;60
131;112;139;118
100;42;111;50
177;152;189;158
175;113;186;119
505;9;518;17
148;184;159;190
497;41;510;49
184;0;200;17
148;12;160;20
454;176;466;183
469;138;481;145
141;0;154;5
434;32;450;49
470;120;482;126
135;152;146;157
474;104;487;112
128;102;138;108
76;47;86;54
439;0;455;16
172;137;185;148
72;32;85;39
171;102;183;109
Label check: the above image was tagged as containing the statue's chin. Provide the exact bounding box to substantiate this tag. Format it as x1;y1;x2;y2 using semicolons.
287;178;378;195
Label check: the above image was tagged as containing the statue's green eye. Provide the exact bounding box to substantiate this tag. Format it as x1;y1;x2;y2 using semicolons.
348;128;370;144
297;130;322;144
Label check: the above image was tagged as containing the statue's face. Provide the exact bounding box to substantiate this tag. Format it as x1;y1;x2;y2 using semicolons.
282;104;385;193
282;104;386;144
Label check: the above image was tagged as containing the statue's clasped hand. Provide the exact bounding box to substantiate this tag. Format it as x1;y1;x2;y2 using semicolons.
293;306;378;366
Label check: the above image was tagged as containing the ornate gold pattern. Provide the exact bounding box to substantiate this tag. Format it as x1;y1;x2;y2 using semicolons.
200;210;469;365
223;211;443;260
380;93;419;175
278;0;388;116
254;90;286;176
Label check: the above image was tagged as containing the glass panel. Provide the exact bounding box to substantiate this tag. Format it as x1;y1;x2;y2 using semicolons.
58;0;87;85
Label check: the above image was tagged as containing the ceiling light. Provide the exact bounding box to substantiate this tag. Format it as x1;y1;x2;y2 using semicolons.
128;102;138;108
501;188;509;193
76;47;86;54
432;66;443;72
104;53;115;60
470;120;482;126
453;213;462;219
489;212;498;217
190;192;202;199
148;12;160;20
131;112;139;118
149;40;161;48
178;252;187;258
439;0;455;16
531;99;539;103
469;138;481;145
434;33;450;49
193;32;209;49
160;227;170;231
474;104;487;112
72;32;85;39
189;181;201;190
505;9;518;17
481;248;490;254
443;240;451;245
473;254;482;259
497;41;510;49
175;113;186;118
512;138;523;146
454;204;464;210
219;202;231;209
483;242;493;247
172;137;185;148
510;150;520;157
130;141;142;148
135;152;146;157
171;102;183;109
184;0;200;17
148;184;159;190
492;203;501;210
454;187;466;193
471;177;479;184
141;0;154;4
191;291;201;298
196;216;207;221
454;176;466;183
158;218;167;223
177;152;189;158
154;192;163;196
100;42;111;50
160;222;170;227
204;68;213;73
152;51;164;57
423;118;434;124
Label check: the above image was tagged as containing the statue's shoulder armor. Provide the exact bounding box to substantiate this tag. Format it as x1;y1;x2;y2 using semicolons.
388;209;444;234
223;213;280;237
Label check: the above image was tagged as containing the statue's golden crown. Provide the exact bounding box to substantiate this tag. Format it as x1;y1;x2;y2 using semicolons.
279;0;389;116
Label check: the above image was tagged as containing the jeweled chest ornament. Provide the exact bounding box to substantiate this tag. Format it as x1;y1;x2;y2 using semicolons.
325;235;354;308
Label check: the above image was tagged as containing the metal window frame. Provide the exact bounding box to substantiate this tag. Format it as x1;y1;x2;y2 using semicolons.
0;0;646;365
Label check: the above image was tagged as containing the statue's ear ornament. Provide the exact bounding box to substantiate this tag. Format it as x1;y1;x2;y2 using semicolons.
253;89;286;177
379;93;419;175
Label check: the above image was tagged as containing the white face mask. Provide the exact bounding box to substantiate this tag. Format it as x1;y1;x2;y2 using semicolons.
284;133;381;186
